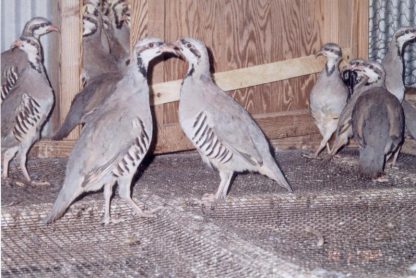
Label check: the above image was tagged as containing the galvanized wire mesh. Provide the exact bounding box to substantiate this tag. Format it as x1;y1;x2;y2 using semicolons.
369;0;416;86
2;150;416;277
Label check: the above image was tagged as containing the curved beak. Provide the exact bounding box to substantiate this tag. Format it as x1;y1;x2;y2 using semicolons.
164;41;183;58
315;50;323;58
10;39;22;49
48;25;60;33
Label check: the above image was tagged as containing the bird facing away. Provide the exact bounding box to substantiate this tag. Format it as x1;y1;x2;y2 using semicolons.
382;26;416;102
307;43;349;158
82;8;120;85
1;37;55;186
171;37;292;203
46;38;173;225
331;59;386;156
352;87;404;179
51;71;123;140
1;17;58;102
402;87;416;139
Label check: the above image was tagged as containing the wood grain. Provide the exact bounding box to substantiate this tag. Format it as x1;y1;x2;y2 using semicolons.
58;0;82;140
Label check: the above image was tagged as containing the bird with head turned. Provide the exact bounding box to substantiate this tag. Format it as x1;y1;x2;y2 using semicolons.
169;37;292;204
331;59;386;156
46;37;175;224
382;26;416;102
306;42;349;158
2;37;55;186
1;17;58;103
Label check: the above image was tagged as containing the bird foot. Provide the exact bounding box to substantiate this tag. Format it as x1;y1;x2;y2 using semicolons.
373;175;389;183
5;178;49;187
132;206;161;218
201;193;225;209
301;153;320;160
102;217;127;226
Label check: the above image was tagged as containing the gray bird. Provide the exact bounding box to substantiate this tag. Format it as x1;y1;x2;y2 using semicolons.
382;26;416;102
352;87;404;179
107;0;130;55
307;43;349;158
46;38;173;224
331;59;385;155
171;38;292;203
1;17;58;102
402;87;416;139
51;71;123;140
2;37;55;186
82;9;119;85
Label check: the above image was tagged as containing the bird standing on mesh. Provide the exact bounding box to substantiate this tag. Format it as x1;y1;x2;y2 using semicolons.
1;37;55;186
46;38;174;224
1;17;58;103
352;85;404;179
170;38;292;203
307;43;349;158
331;60;386;156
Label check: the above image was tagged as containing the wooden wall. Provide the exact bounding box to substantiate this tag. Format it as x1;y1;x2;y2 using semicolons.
33;0;370;157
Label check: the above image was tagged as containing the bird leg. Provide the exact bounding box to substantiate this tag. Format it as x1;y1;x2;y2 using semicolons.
103;182;115;225
17;150;49;186
2;147;18;179
118;177;159;218
202;171;233;205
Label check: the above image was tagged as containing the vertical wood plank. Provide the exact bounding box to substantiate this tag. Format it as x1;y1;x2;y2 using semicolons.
58;0;82;140
352;0;369;59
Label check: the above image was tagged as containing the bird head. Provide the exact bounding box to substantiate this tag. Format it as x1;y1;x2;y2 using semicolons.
133;37;175;77
22;17;59;39
111;0;130;29
170;37;210;77
394;26;416;51
316;42;342;60
351;59;385;86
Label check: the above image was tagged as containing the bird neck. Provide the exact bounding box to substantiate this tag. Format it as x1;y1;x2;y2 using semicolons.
186;59;210;79
383;40;404;74
325;58;340;76
134;54;149;79
26;50;43;73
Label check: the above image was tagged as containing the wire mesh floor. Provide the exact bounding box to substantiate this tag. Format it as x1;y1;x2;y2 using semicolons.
2;149;416;277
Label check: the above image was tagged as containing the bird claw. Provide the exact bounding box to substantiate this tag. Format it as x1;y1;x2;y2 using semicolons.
102;217;127;226
373;175;389;183
301;153;320;160
30;180;50;186
201;193;223;209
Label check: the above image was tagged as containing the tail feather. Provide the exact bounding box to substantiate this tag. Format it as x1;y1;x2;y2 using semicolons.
261;160;293;192
45;187;79;224
52;102;84;140
359;146;385;178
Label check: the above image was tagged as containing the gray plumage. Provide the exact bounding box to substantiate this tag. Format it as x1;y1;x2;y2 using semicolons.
173;38;292;202
52;71;123;140
403;87;416;139
46;38;171;224
331;60;385;155
1;17;58;102
382;26;416;102
82;10;119;85
107;0;130;56
308;43;349;158
1;37;55;184
352;87;404;178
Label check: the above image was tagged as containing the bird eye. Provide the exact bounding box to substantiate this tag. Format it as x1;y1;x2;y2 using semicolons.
369;65;373;69
405;30;410;34
186;43;192;48
149;43;154;48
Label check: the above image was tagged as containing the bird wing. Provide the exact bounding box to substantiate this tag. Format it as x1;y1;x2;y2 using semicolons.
1;49;29;101
197;79;265;166
67;98;151;191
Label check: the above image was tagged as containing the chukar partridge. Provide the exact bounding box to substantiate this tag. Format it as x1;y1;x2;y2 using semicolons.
46;38;173;224
82;8;119;85
171;38;292;203
1;17;58;102
107;0;130;55
307;43;349;158
352;84;404;179
382;26;416;102
1;37;55;186
331;59;385;155
403;87;416;139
